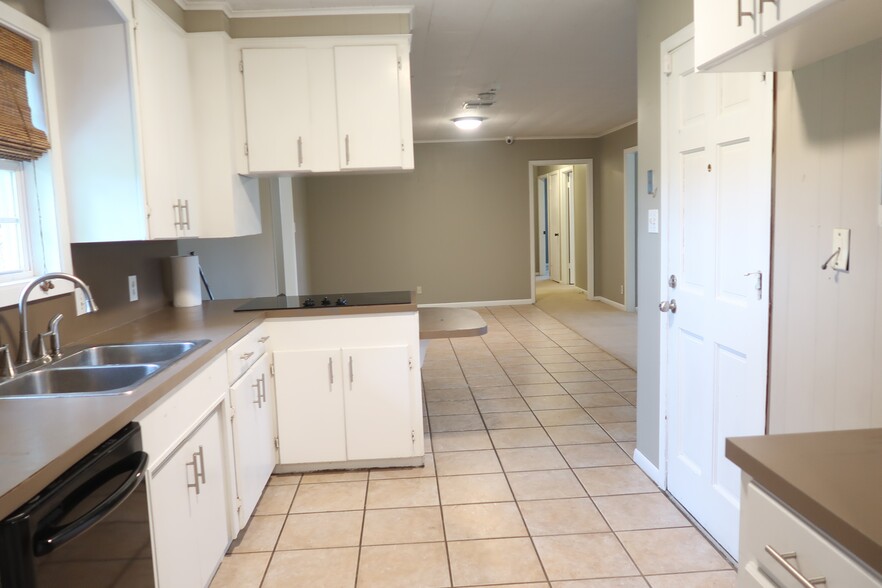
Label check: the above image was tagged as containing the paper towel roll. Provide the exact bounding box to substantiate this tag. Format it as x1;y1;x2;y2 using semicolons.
171;255;202;307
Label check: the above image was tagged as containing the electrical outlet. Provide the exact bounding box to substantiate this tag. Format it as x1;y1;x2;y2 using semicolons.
74;288;87;316
648;209;659;233
416;286;423;295
128;275;139;302
620;285;624;295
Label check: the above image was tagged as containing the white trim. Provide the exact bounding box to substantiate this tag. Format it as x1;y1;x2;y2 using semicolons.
591;296;627;311
528;159;594;304
623;147;638;312
633;448;665;488
599;118;639;137
657;22;696;490
418;299;532;308
175;1;413;20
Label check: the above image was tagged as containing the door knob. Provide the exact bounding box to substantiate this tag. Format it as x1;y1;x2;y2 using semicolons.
659;299;677;313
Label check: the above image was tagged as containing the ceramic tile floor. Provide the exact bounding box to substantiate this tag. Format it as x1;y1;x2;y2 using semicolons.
210;304;736;587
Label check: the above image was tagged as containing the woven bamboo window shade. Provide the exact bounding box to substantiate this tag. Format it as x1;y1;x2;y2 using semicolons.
0;26;49;161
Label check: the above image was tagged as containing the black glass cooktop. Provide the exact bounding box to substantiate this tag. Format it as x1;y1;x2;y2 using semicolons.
235;290;412;312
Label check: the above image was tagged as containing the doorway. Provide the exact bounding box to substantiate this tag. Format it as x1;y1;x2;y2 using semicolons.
660;25;773;559
624;147;638;311
528;160;593;303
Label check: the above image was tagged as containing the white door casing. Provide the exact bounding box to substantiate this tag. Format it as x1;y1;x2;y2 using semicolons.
548;170;562;283
624;147;638;312
565;168;576;285
538;177;548;276
661;26;772;560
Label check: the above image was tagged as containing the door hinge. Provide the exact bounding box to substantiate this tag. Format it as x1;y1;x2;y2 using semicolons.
274;436;280;449
663;53;673;76
411;429;415;443
239;60;244;73
270;363;275;377
401;143;405;152
244;142;249;156
397;57;402;70
408;358;413;370
762;72;767;82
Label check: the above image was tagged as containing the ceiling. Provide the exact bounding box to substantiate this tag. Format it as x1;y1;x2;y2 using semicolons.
183;0;638;142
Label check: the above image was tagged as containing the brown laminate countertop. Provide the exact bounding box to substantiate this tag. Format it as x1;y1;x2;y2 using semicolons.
0;297;417;520
418;307;488;339
726;429;882;576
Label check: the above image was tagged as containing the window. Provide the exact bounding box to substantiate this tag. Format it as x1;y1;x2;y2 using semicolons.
0;6;73;308
0;160;31;281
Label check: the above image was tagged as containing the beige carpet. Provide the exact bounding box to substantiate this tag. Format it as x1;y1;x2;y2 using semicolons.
530;279;637;370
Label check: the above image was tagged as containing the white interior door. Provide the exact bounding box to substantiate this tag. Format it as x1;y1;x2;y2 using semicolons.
662;32;772;559
565;169;576;285
538;176;548;276
547;170;562;283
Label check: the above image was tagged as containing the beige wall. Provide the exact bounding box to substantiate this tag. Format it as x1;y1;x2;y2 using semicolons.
596;124;638;304
635;0;694;468
291;176;311;295
304;139;597;304
769;40;882;433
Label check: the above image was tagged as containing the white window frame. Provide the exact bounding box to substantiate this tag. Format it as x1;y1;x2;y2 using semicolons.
0;4;74;309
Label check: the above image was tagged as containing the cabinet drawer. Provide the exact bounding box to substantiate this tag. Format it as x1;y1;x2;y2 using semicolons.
739;482;882;587
137;354;227;467
227;323;270;383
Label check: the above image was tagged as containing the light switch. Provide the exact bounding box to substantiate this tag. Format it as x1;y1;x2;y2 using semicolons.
648;209;659;234
832;228;850;271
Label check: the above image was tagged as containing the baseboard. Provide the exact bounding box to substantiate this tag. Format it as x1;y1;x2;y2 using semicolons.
633;448;665;488
591;295;627;311
419;299;533;308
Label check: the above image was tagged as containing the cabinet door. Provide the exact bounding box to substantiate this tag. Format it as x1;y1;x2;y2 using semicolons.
242;48;312;173
189;410;230;585
343;345;413;461
334;45;403;170
230;354;277;525
149;436;201;588
274;349;347;464
694;0;761;68
133;0;200;239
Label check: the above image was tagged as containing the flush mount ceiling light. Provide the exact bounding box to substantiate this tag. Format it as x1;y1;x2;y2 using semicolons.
452;116;486;130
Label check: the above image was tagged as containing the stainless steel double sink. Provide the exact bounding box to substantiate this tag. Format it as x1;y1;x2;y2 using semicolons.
0;340;209;399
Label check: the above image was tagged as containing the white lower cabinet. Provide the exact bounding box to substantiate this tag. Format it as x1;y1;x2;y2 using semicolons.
149;407;229;588
268;313;423;468
275;344;412;464
229;353;277;527
137;355;233;588
738;479;882;587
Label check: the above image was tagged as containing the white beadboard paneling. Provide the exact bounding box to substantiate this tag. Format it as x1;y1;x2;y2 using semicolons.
769;40;882;434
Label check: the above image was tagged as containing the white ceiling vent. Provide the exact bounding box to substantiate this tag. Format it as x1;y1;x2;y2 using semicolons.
462;90;497;110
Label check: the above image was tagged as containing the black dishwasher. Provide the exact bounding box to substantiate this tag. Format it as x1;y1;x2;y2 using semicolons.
0;422;155;587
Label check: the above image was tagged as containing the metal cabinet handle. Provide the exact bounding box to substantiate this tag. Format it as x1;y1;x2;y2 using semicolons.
345;134;350;165
173;199;184;230
737;0;755;27
297;136;303;167
252;379;263;408
240;351;254;361
183;200;191;230
195;445;206;484
186;452;201;495
759;0;777;14
764;545;826;588
258;335;270;343
349;356;354;386
328;357;334;386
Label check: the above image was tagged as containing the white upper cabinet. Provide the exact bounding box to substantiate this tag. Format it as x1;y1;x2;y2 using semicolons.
190;33;261;238
47;0;200;241
335;45;404;170
237;36;414;175
132;0;200;239
694;0;882;72
242;48;313;174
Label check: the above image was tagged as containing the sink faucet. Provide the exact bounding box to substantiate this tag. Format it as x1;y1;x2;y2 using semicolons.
18;272;98;365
